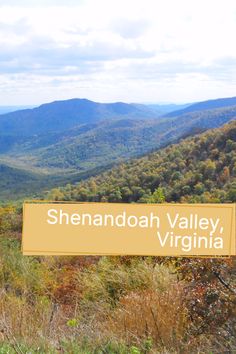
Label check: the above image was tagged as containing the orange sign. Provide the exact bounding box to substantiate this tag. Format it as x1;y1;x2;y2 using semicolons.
22;202;235;257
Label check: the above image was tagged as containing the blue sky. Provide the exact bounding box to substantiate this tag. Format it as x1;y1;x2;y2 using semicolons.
0;0;236;105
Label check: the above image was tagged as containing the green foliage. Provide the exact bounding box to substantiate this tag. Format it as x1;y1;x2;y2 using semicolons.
130;346;141;354
66;318;79;328
79;257;173;305
50;120;236;204
0;161;109;200
147;187;165;203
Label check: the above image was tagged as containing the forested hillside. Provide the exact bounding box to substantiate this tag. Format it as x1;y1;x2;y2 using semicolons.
0;162;112;201
49;120;236;203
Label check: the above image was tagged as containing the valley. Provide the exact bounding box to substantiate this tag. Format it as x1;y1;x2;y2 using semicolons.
0;96;236;200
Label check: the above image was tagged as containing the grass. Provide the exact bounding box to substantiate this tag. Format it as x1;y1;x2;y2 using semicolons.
0;209;235;353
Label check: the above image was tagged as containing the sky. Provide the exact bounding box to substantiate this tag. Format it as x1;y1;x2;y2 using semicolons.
0;0;236;105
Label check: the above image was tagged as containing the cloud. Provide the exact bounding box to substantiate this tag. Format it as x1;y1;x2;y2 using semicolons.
0;33;155;76
111;18;150;39
0;0;236;104
109;57;236;84
0;0;85;7
0;18;31;35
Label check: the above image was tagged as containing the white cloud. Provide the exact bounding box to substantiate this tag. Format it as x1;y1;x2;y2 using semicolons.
0;0;236;104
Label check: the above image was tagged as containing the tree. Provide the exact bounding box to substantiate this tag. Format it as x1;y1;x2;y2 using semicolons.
219;166;230;183
148;187;165;203
227;182;236;202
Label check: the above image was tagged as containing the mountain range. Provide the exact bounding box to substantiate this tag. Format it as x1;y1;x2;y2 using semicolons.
0;99;160;136
165;96;236;117
0;96;236;200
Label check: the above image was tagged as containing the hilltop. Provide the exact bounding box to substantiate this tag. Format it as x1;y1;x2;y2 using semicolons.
165;96;236;117
0;98;158;136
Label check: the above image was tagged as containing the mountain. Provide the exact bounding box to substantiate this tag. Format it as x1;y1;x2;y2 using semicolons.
0;99;158;136
50;120;236;203
3;104;236;172
0;96;234;140
1;104;235;201
165;96;236;117
0;102;193;130
0;97;236;200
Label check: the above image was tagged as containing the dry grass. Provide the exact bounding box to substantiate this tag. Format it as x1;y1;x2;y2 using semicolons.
105;283;189;352
0;252;235;353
